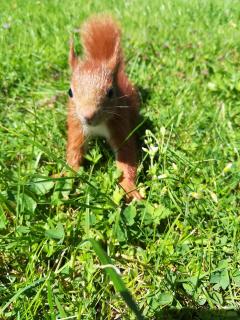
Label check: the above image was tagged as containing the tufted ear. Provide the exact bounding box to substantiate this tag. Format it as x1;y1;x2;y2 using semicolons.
69;38;78;70
107;37;121;76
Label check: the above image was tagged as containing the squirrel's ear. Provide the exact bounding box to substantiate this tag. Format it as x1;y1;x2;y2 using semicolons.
107;38;121;75
69;38;78;70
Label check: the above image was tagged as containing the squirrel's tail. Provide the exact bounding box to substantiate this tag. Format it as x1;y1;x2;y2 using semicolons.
81;15;122;64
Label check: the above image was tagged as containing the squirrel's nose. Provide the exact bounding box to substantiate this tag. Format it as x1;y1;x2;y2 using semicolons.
84;112;96;125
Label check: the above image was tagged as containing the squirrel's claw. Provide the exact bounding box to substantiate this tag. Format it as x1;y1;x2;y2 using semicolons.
125;189;144;202
120;179;144;202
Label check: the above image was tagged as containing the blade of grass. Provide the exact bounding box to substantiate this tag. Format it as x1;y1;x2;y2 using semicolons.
55;296;67;318
0;278;46;314
47;280;55;320
89;238;144;320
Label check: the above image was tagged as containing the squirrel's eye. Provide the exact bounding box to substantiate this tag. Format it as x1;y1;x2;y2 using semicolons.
68;88;73;98
107;87;114;98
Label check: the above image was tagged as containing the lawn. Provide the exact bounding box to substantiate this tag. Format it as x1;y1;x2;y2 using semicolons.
0;0;240;319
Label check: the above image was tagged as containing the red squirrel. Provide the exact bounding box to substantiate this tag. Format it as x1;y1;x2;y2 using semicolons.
67;15;142;201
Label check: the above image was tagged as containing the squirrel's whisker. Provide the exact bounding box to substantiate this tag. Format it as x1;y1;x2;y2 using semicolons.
115;105;131;109
117;94;131;99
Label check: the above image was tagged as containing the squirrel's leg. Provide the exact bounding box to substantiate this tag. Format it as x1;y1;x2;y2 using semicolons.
66;115;85;171
115;138;143;201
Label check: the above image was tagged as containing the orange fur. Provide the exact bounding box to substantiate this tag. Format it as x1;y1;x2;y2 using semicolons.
67;15;142;201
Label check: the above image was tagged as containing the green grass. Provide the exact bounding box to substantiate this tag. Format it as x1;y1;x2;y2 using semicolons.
0;0;240;319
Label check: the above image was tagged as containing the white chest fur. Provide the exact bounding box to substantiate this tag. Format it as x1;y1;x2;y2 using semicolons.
84;122;110;140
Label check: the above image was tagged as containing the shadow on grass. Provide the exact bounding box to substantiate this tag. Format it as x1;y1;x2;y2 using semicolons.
137;84;154;134
154;309;240;320
138;85;152;105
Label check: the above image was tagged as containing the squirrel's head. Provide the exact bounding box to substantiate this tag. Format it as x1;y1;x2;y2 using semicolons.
68;39;120;127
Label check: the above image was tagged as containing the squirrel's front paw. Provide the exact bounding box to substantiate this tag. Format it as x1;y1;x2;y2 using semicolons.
126;189;143;202
119;179;144;202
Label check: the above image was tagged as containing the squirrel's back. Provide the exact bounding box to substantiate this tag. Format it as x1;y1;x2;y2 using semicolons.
81;15;122;62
